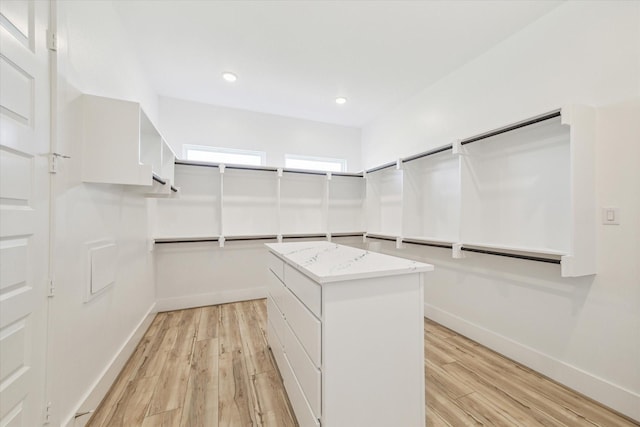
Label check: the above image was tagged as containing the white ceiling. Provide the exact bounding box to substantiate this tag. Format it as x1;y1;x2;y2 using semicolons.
114;1;562;128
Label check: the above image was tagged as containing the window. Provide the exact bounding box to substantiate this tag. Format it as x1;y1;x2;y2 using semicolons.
285;154;346;172
183;145;265;166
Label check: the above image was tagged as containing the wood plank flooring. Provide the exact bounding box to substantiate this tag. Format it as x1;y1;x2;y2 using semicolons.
87;300;638;427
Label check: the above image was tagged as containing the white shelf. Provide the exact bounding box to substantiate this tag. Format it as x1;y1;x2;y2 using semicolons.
402;236;455;248
461;241;566;257
81;94;175;188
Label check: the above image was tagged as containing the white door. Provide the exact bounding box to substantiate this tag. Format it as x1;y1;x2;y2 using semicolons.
0;0;50;426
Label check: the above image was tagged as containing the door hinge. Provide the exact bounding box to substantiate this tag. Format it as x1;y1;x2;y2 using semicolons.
49;152;71;174
46;29;57;51
44;401;52;424
48;278;55;297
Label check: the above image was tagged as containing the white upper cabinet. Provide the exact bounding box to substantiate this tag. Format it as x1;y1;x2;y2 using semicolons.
81;94;175;191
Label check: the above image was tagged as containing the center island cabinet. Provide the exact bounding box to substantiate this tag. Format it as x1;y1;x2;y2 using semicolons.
265;241;434;427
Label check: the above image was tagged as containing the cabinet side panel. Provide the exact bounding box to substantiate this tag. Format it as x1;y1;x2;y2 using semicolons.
322;274;425;427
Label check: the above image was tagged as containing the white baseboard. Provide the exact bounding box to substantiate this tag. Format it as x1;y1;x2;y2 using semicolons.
66;302;157;427
424;303;640;422
155;287;267;312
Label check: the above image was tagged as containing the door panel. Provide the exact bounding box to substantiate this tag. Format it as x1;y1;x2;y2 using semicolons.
0;0;50;426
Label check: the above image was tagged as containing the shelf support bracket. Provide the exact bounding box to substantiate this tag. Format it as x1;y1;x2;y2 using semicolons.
452;243;465;259
452;139;463;155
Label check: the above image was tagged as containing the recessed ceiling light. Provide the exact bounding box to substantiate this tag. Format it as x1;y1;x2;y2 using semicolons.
222;72;237;82
335;97;347;105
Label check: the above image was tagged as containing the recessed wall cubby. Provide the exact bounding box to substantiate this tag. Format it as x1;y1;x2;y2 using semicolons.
153;105;596;277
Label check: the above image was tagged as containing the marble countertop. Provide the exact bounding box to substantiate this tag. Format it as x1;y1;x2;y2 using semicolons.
265;241;433;284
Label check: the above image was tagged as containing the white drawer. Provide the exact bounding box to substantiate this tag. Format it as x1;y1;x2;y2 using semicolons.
267;297;285;346
284;323;321;418
267;252;284;281
267;269;287;313
281;286;321;368
284;263;321;317
282;353;320;427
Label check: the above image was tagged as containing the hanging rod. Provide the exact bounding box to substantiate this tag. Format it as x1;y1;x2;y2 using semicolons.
402;144;453;163
282;233;327;239
366;235;397;242
226;165;279;173
175;159;220;168
152;173;167;185
332;172;364;178
331;232;366;238
225;234;278;242
402;238;453;249
460;109;561;146
460;246;561;264
155;236;219;244
365;161;397;174
175;159;361;177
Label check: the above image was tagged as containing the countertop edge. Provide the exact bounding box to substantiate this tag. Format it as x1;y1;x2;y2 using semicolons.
266;245;434;284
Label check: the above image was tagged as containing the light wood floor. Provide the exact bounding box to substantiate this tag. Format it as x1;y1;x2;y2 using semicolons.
87;300;638;427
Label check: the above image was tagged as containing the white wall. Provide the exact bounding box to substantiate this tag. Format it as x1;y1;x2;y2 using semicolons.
362;1;640;420
159;96;362;172
51;1;159;425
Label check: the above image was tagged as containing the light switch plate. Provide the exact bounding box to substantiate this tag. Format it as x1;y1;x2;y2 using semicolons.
602;207;620;225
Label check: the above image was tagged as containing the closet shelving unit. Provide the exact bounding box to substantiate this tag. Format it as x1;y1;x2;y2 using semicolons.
400;144;459;250
153;162;221;239
152;160;366;246
151;105;594;277
363;105;596;277
458;110;571;264
81;94;178;195
364;163;403;240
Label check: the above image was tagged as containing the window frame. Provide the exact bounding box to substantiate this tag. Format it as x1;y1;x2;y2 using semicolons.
182;144;266;166
284;153;347;173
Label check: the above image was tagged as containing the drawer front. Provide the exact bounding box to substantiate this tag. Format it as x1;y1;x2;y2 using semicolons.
284;323;321;418
267;297;285;346
267;252;284;281
282;354;320;427
266;270;286;313
281;286;321;368
284;263;321;317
